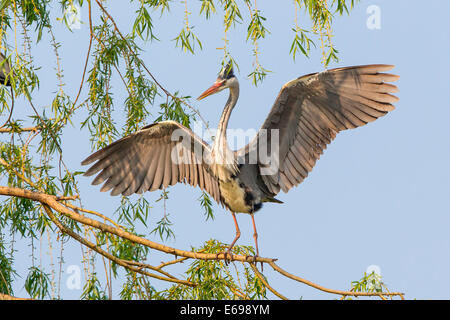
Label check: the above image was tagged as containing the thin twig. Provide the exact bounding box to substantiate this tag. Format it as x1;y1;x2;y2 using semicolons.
249;263;288;300
268;261;405;299
43;204;195;287
156;256;190;270
71;0;93;110
94;0;209;128
56;195;79;201
122;260;178;280
63;201;124;230
0;126;38;133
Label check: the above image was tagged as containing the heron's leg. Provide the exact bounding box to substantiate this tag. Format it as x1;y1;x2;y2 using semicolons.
251;214;263;270
226;212;241;260
251;214;259;257
217;212;241;263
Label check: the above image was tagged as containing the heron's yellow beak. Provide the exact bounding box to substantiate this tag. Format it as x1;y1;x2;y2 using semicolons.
197;80;224;100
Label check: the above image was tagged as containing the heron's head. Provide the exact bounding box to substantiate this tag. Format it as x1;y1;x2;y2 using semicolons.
197;62;238;100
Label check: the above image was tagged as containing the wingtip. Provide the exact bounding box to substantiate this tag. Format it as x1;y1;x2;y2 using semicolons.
82;170;92;177
382;64;395;70
81;155;96;166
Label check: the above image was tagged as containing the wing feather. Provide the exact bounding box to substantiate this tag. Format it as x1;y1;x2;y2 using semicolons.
238;64;399;195
162;145;172;189
82;121;223;205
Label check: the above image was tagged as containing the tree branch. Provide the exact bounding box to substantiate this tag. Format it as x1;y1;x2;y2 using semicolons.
0;126;38;133
42;204;195;287
249;263;288;300
0;293;32;300
268;261;405;299
0;185;405;299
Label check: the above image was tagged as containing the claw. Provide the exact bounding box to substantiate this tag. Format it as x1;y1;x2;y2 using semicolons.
244;254;253;262
217;249;233;265
225;249;234;264
253;254;263;272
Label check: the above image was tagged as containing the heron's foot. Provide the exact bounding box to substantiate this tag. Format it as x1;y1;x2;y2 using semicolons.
225;250;233;265
216;250;234;265
244;254;258;263
244;254;263;271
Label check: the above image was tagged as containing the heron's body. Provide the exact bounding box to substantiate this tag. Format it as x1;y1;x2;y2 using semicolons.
219;176;252;213
82;63;400;257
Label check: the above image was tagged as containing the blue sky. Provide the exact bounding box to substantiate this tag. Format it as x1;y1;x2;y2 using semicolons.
7;0;450;299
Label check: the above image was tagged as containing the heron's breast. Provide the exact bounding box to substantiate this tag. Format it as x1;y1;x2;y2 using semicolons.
219;178;253;214
219;177;263;214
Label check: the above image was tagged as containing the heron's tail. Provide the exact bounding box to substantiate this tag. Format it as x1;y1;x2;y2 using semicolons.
263;197;283;204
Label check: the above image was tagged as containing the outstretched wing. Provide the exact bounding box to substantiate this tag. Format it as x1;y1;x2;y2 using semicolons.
82;120;223;204
238;64;399;195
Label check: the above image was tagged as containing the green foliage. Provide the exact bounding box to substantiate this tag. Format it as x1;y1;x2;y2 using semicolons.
290;0;359;66
18;0;51;42
339;271;390;300
155;239;266;300
221;0;242;31
199;0;216;19
0;236;16;295
24;266;50;299
148;190;174;241
246;9;268;42
173;27;203;55
351;271;383;294
116;196;151;227
155;92;194;129
120;273;156;300
199;191;214;221
81;273;108;300
58;0;84;31
150;214;174;241
290;27;315;59
109;231;150;275
132;3;157;41
247;62;270;87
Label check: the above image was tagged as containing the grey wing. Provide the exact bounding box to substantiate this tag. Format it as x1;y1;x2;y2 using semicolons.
239;64;399;195
81;120;223;204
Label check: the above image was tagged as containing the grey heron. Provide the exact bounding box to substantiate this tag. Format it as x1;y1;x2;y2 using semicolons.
82;63;399;259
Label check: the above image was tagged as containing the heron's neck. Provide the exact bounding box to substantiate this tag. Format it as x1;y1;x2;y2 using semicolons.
213;84;239;153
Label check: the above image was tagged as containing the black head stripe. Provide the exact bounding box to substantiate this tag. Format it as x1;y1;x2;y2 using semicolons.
218;62;234;80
